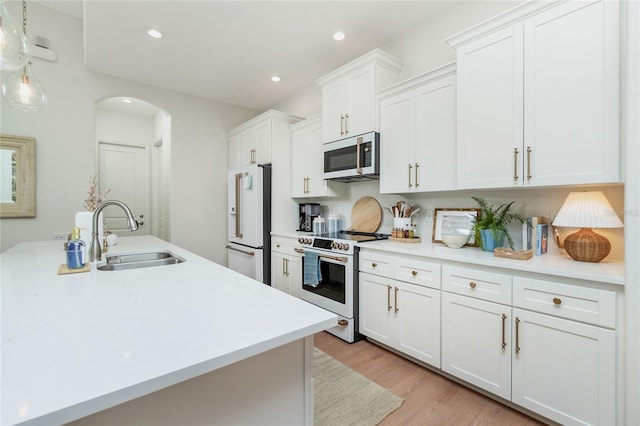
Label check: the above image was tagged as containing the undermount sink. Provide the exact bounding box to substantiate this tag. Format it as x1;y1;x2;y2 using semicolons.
97;250;186;271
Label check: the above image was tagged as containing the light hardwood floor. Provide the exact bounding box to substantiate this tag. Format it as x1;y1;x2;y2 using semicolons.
314;332;546;426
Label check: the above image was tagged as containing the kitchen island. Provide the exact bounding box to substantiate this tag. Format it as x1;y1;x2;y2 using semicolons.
1;236;337;426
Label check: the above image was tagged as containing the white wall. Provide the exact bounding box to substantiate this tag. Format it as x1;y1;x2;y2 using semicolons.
0;3;259;265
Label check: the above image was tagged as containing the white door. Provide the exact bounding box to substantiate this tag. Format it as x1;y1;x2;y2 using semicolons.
511;308;616;425
228;164;263;247
99;142;148;235
441;292;512;400
379;91;412;193
358;272;393;347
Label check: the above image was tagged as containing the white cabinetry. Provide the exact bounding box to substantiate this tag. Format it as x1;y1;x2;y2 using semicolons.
379;63;456;193
228;110;303;232
317;49;402;142
441;264;617;425
511;277;616;425
271;236;301;298
448;0;620;189
359;249;441;367
290;115;342;198
441;266;513;399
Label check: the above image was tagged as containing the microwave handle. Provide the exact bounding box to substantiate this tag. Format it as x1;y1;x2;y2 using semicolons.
356;136;363;175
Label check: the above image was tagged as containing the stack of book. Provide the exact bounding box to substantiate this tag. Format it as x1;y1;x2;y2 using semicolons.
522;216;548;256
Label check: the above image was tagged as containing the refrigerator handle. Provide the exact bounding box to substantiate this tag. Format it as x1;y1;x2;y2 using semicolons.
235;173;243;238
226;245;255;256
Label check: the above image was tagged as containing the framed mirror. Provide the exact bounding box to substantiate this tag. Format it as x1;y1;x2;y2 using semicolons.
1;135;36;217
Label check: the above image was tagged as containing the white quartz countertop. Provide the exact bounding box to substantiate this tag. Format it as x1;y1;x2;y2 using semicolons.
271;231;624;285
1;236;337;426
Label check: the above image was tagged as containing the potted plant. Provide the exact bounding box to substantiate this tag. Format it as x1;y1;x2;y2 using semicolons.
471;196;528;252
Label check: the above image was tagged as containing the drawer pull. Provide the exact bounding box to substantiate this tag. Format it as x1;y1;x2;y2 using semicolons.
337;319;348;327
515;317;521;354
394;286;399;313
501;313;507;350
371;262;377;268
411;270;417;276
276;244;281;248
553;297;562;305
469;281;477;289
387;285;392;311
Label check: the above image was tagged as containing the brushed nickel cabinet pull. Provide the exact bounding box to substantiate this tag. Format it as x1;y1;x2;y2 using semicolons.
394;287;399;313
515;317;521;354
387;285;392;311
276;244;281;248
338;319;348;327
513;147;519;181
285;258;290;276
415;163;420;188
553;297;562;305
411;270;417;276
501;313;507;350
345;113;350;134
526;146;532;180
340;115;345;136
469;281;477;289
408;164;413;187
250;148;256;164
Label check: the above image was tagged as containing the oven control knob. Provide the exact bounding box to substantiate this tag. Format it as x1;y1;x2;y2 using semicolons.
306;238;312;245
331;242;339;249
298;238;303;243
344;243;350;251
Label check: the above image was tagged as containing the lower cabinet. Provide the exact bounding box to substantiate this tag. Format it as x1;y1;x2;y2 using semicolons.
441;292;512;400
271;236;301;298
511;308;615;425
359;270;440;368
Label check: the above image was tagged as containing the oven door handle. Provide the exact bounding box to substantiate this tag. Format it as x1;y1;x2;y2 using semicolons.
294;248;348;263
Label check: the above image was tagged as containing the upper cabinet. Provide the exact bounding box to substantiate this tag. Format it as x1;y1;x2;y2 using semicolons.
379;63;457;194
447;0;620;190
317;49;403;143
228;110;302;169
290;115;342;198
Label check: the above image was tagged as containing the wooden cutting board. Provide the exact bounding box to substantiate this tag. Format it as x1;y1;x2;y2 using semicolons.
350;196;382;233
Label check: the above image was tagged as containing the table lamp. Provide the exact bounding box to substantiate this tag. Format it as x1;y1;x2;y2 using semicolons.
552;191;623;262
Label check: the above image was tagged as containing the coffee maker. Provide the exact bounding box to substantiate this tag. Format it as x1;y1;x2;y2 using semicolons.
298;203;322;232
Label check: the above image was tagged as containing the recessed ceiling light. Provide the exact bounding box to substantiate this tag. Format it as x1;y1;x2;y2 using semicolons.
122;98;133;104
333;32;346;41
146;28;163;39
271;75;281;82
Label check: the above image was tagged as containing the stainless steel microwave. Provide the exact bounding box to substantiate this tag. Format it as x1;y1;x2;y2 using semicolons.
323;132;379;182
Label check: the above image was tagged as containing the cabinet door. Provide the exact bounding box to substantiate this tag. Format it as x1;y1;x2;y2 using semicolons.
345;66;375;137
456;24;524;189
322;79;347;142
523;0;619;186
290;126;310;198
253;121;272;165
414;75;456;192
395;283;441;367
287;255;302;298
359;272;393;346
271;252;290;294
512;308;615;425
379;92;413;194
441;292;512;400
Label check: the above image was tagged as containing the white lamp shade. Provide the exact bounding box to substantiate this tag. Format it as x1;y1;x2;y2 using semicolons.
552;191;623;228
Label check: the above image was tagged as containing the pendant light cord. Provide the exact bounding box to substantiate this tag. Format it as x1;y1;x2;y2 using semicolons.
22;0;27;36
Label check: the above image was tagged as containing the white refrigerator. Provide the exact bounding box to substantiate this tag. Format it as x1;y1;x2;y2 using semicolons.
227;163;271;284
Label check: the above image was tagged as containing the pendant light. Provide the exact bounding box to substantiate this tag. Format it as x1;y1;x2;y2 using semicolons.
0;0;29;71
1;0;46;111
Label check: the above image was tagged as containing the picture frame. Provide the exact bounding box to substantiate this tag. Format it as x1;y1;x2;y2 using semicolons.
0;135;36;218
432;208;479;246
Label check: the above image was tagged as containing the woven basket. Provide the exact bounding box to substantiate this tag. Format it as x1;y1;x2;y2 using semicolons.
563;228;611;262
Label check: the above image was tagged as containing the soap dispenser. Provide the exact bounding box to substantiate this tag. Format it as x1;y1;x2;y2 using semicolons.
66;226;86;269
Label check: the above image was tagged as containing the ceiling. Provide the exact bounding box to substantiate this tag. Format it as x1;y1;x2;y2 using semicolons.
37;1;459;112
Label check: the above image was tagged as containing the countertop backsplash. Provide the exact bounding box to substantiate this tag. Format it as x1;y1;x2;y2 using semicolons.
297;181;625;261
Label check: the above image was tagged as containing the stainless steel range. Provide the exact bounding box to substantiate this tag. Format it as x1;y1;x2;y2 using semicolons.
296;231;387;343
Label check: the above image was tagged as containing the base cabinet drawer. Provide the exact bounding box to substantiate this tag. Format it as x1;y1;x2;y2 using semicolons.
512;308;616;425
513;277;616;328
442;265;512;304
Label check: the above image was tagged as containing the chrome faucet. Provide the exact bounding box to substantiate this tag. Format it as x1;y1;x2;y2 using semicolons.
89;200;139;262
